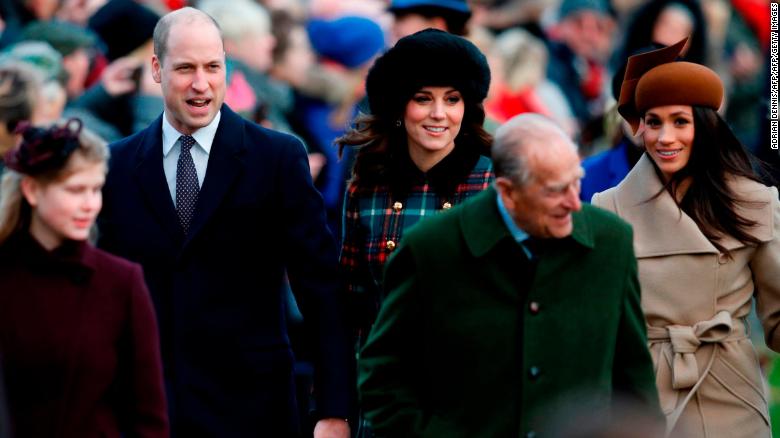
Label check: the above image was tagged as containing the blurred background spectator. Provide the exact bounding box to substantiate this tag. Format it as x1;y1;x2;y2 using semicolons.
199;0;297;131
485;27;576;135
0;62;39;170
545;0;615;148
297;14;385;236
388;0;471;41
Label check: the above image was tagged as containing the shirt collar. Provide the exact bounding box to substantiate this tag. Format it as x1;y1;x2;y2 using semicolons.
495;190;530;244
161;110;221;157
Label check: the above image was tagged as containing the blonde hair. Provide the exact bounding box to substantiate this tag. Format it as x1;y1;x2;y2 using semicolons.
0;121;108;245
197;0;271;40
492;28;547;91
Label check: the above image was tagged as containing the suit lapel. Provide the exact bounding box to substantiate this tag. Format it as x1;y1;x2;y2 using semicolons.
183;105;246;247
134;115;184;245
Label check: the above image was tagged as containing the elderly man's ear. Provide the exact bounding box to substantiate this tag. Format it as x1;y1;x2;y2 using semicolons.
495;176;518;209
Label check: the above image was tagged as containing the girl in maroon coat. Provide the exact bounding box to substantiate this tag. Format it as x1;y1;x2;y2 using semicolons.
0;120;168;438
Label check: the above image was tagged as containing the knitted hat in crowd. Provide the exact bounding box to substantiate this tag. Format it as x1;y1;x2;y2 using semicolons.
306;16;386;69
618;37;723;133
558;0;610;19
0;41;66;84
365;28;490;123
20;20;97;57
87;0;160;61
388;0;470;14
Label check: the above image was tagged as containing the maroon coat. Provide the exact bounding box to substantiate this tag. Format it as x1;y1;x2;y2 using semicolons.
0;233;168;438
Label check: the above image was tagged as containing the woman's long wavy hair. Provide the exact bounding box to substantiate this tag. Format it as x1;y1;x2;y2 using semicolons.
336;96;493;193
648;106;772;256
0;121;108;246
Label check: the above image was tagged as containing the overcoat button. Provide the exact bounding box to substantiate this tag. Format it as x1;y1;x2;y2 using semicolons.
386;240;396;251
525;431;537;438
393;201;403;212
528;366;541;379
442;201;452;209
529;301;540;314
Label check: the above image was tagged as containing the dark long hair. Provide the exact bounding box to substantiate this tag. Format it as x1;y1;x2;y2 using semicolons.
392;6;471;36
613;0;708;71
651;106;771;256
336;97;492;194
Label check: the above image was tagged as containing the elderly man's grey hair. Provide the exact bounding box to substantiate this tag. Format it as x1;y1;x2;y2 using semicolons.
491;113;578;186
153;7;223;64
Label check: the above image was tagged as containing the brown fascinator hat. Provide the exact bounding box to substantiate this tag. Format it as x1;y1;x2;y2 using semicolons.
617;37;723;134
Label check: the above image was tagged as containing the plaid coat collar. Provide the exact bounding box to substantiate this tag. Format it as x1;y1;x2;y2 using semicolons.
388;141;484;198
340;154;494;302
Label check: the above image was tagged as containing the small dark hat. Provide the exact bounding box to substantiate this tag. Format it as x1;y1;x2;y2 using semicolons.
20;20;97;56
87;0;160;61
618;37;723;133
365;28;489;123
4;119;83;175
389;0;470;14
558;0;609;18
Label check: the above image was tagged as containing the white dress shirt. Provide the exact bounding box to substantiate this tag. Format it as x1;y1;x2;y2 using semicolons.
161;111;221;204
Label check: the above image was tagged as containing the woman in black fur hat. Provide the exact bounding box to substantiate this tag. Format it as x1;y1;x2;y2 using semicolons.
337;28;493;437
337;28;493;344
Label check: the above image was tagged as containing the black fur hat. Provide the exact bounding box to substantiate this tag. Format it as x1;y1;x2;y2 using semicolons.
365;29;490;125
87;0;160;61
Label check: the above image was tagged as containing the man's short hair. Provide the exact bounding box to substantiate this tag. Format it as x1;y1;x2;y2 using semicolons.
492;113;577;185
153;7;223;64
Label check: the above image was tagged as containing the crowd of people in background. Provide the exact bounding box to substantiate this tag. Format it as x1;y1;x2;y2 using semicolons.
0;0;772;211
0;0;777;437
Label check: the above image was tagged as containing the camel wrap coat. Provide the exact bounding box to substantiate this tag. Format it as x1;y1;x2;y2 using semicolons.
592;155;780;438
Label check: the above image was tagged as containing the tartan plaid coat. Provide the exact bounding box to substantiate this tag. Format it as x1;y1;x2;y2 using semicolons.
340;144;494;334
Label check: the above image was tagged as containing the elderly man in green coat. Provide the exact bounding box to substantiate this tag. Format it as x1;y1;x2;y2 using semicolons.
358;114;661;437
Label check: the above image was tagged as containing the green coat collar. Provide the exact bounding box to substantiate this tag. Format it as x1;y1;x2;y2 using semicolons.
460;186;595;257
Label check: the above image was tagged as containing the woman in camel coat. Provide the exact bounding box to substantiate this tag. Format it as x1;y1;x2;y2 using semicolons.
593;38;780;437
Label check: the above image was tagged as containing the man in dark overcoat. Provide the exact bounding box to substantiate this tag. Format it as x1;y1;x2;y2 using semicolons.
97;7;351;438
359;113;661;437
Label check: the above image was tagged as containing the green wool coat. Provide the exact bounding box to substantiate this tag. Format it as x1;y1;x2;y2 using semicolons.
359;187;660;437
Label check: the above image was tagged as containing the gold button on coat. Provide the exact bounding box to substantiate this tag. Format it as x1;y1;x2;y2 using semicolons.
442;201;452;209
386;240;396;251
393;201;403;212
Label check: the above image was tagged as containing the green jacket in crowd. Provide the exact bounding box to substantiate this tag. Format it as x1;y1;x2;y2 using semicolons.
359;187;661;437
